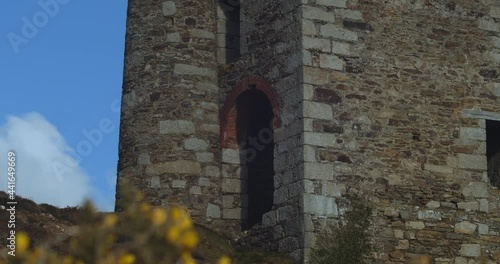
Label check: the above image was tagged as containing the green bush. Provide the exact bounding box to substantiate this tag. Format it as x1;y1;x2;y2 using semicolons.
310;196;372;264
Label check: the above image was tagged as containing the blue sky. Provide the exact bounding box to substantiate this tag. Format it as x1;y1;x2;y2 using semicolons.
0;0;128;211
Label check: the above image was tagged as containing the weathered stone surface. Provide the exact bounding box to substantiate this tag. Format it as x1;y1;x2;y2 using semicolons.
223;208;243;220
172;180;186;189
146;160;201;175
302;5;335;23
189;186;202;195
159;120;195;134
222;179;242;193
316;0;346;8
426;201;440;209
479;18;500;32
198;177;210;187
162;1;176;16
222;149;242;164
302;20;317;36
320;24;358;41
303;194;337;216
319;54;344;70
480;199;489;213
478;224;489;235
303;36;330;52
457;154;487;170
457;201;479;212
455;221;477;234
195;152;214;162
302;67;330;84
206;204;221;218
150;176;160;188
174;64;216;78
424;164;453;174
384;208;399;217
303;132;337;147
138;153;150;165
405;221;425;230
184;138;209;151
190;29;215;39
331;41;351;55
460;127;486;141
304;162;334;180
462;182;489;198
166;32;181;42
204;166;220;177
303;101;333;120
460;244;481;257
417;210;441;221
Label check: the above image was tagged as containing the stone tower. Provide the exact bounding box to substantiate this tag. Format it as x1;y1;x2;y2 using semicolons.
117;0;500;263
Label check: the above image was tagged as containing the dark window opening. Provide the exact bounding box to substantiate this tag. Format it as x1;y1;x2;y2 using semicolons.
487;120;500;187
236;90;274;230
218;0;241;63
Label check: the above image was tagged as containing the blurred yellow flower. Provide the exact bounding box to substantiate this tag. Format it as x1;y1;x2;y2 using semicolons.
118;253;136;264
105;234;117;244
180;252;196;264
166;228;181;243
180;230;199;250
135;191;144;201
103;214;118;228
140;202;152;213
152;208;168;226
62;256;74;264
178;217;193;230
217;256;231;264
419;256;430;264
16;232;29;255
169;207;184;221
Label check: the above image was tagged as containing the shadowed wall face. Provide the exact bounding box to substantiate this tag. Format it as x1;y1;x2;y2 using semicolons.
236;89;275;230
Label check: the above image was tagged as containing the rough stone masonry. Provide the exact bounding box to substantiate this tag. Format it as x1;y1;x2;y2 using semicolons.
116;0;500;263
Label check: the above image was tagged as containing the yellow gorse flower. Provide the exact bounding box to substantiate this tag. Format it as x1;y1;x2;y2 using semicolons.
135;191;144;201
166;228;181;243
217;256;231;264
118;253;136;264
180;252;196;264
8;187;231;264
152;208;168;226
62;256;74;264
103;214;118;228
16;232;30;255
140;202;151;213
180;230;199;250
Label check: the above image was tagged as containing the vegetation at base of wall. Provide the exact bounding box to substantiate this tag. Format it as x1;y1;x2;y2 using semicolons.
2;181;231;264
309;195;372;264
0;182;294;264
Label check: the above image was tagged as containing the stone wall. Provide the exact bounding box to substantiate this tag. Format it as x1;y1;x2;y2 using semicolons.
116;0;223;225
300;0;500;263
117;0;500;263
218;0;306;260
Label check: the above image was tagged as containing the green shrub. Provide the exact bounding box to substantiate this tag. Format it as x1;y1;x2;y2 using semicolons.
310;195;372;264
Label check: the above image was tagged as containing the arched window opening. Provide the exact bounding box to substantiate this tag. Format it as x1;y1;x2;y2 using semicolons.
217;0;241;64
236;89;275;230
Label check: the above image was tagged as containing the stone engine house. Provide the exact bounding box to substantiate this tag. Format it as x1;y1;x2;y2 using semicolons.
116;0;500;262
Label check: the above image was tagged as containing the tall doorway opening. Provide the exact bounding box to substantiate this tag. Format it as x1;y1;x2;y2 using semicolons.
236;89;275;229
487;120;500;187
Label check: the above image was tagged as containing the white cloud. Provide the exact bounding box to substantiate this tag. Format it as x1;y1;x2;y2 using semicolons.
0;112;94;208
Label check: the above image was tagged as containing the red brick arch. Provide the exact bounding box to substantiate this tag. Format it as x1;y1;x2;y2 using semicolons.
220;76;281;149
